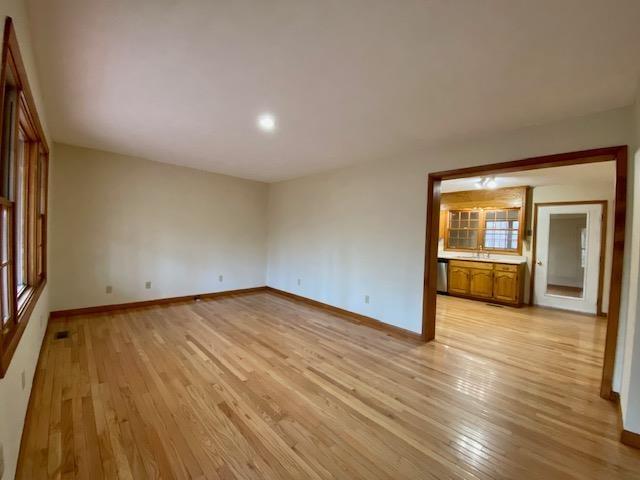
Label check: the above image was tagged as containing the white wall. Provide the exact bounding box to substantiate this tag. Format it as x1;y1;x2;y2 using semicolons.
49;143;269;311
620;81;640;434
267;107;633;377
0;1;51;478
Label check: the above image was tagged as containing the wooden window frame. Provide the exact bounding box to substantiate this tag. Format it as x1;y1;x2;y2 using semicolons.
0;18;48;378
444;206;525;255
445;209;481;251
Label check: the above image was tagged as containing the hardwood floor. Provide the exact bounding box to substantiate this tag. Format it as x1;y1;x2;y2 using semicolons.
17;292;640;479
545;284;584;298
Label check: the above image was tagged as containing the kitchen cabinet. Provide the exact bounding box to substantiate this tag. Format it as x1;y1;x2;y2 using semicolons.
469;268;494;298
449;266;470;295
447;259;524;306
494;270;519;303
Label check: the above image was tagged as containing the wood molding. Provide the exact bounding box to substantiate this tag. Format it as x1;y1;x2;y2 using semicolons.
430;151;616;180
0;281;45;378
621;430;640;449
422;145;627;402
600;151;628;399
1;18;48;153
612;391;640;449
49;286;268;319
0;17;50;378
265;287;423;342
423;174;440;341
529;200;608;317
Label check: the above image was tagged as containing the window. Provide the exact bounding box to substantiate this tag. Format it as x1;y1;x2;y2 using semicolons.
446;208;522;253
483;209;520;251
447;210;480;249
0;18;49;377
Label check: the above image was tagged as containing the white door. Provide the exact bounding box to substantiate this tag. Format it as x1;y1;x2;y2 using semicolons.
533;203;602;314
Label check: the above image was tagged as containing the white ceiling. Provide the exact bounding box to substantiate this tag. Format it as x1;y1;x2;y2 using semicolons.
27;0;640;182
441;161;616;193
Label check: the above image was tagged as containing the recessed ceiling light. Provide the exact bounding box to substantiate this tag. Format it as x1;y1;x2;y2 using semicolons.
257;113;276;132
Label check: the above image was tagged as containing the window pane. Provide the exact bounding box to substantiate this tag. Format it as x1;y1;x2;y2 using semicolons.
1;207;7;264
447;210;483;250
1;265;9;325
1;85;17;198
39;154;46;214
16;130;26;292
482;208;520;251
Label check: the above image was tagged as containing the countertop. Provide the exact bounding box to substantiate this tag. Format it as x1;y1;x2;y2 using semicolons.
438;255;527;265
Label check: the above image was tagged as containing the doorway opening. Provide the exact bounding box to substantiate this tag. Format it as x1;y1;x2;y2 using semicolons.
422;146;627;400
531;202;607;315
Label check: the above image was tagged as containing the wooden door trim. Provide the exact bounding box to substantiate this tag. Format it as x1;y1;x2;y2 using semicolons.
422;145;627;400
529;200;608;317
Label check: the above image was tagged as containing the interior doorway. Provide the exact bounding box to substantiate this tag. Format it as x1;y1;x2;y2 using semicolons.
532;202;606;314
421;146;627;400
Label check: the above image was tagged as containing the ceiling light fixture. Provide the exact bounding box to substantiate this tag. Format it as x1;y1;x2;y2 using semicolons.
257;113;276;132
475;176;498;189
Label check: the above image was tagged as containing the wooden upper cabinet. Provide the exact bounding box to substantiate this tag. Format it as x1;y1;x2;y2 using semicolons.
469;268;493;298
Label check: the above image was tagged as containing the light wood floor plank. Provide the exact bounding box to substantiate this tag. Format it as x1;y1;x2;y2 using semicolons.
16;292;640;479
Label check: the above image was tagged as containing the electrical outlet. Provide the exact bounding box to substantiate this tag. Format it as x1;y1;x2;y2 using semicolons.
297;278;301;286
218;275;223;282
145;281;152;289
365;295;370;304
105;285;113;294
21;370;26;390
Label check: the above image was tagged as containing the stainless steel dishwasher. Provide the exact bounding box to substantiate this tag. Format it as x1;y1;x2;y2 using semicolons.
437;258;448;294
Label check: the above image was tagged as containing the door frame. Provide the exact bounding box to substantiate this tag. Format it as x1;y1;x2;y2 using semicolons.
530;200;608;316
422;146;627;400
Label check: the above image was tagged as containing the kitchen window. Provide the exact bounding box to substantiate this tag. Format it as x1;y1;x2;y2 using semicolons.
483;209;520;251
445;207;522;254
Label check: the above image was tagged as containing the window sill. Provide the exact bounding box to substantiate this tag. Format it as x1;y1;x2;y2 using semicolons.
0;279;46;378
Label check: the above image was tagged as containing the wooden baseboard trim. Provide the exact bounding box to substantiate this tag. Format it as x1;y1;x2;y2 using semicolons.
612;391;640;449
49;286;268;319
621;429;640;449
264;286;422;341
